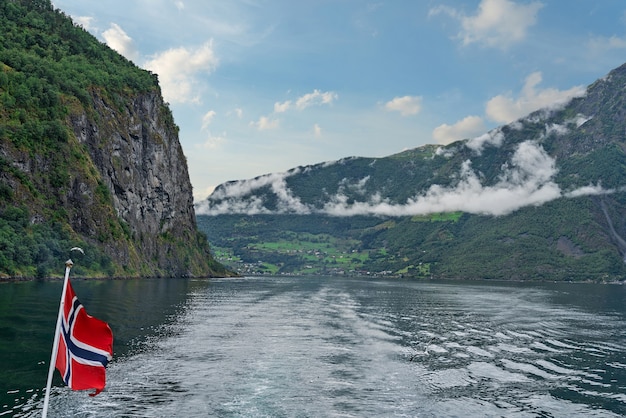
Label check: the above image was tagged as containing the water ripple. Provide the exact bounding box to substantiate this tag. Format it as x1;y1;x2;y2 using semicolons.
7;277;626;417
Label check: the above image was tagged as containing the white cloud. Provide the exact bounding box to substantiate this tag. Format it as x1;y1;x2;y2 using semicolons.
538;114;586;137
384;95;422;116
544;122;569;137
174;1;185;11
565;184;612;198
197;170;310;215
251;116;279;131
274;100;291;113
230;108;243;119
102;23;139;62
196;141;616;217
435;146;457;159
201;110;217;130
431;0;543;49
586;35;626;52
436;74;586;152
209;172;289;200
465;128;504;154
324;141;560;216
295;90;338;110
574;115;591;128
338;176;370;195
200;131;226;149
272;91;337;114
485;72;586;124
433;115;486;144
144;40;218;104
428;5;459;20
198;194;268;215
94;22;220;106
313;123;322;137
503;141;556;184
74;16;95;31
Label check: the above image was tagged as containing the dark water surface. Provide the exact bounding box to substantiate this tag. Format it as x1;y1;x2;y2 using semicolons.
1;276;625;417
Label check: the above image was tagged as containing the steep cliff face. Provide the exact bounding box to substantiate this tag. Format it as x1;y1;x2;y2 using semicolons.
66;88;211;277
0;0;228;278
69;91;196;274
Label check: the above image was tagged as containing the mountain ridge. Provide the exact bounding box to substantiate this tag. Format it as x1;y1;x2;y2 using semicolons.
198;63;626;220
197;62;626;281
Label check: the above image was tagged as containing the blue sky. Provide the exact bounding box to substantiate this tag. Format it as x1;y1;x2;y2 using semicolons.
52;0;626;202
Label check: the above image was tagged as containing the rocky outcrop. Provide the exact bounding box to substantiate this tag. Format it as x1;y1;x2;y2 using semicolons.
66;88;216;277
0;0;228;279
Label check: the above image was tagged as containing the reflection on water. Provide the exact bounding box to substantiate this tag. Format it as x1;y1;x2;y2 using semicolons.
0;278;203;416
2;277;626;417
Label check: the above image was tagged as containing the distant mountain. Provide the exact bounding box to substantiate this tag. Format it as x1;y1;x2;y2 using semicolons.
197;63;626;281
0;0;229;278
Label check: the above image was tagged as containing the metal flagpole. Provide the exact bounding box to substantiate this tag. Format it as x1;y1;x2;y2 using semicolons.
41;259;73;418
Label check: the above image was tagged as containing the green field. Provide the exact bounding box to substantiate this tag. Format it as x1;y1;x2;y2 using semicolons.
199;215;438;277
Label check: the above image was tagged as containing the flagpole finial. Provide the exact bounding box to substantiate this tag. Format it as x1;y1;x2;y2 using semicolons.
65;259;74;268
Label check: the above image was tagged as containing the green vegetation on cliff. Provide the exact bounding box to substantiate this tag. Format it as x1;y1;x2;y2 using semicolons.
0;0;227;278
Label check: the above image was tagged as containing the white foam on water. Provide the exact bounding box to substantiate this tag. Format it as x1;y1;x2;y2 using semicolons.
23;277;626;417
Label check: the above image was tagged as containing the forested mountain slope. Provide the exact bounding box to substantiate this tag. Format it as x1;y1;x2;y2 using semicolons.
0;0;228;278
198;63;626;281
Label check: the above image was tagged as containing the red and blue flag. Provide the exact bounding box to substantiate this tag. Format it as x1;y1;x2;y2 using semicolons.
55;279;113;396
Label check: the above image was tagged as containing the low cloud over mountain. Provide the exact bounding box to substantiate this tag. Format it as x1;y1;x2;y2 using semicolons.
196;138;612;217
197;63;626;220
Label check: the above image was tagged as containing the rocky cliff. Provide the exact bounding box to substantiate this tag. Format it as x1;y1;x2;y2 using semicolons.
0;0;228;278
66;88;215;277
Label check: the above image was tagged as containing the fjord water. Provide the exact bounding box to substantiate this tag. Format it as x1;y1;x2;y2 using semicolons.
2;277;625;417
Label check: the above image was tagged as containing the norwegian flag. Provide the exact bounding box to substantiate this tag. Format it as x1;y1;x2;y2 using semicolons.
55;279;113;396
